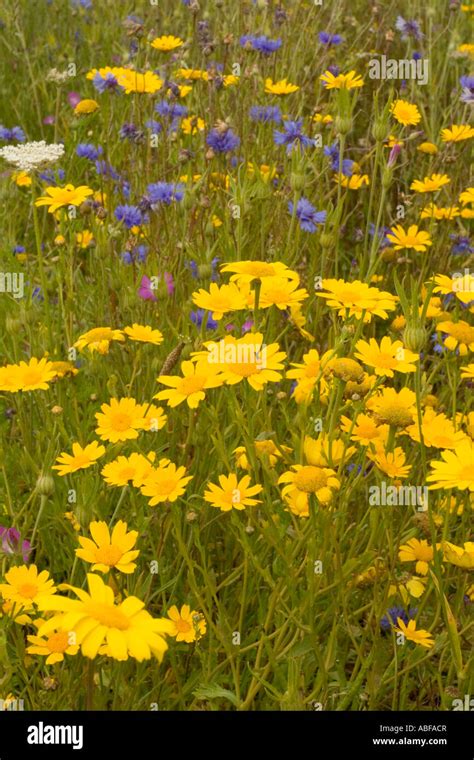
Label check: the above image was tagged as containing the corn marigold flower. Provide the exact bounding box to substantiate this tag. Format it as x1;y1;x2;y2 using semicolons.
264;77;299;95
35;184;93;213
279;464;340;507
101;452;156;488
441;541;474;569
166;605;206;642
204;473;262;511
404;409;467;449
334;173;369;189
355;337;418;376
11;357;56;392
221;260;298;285
427;441;474;491
441;124;474;143
417;141;438;154
150;35;184;51
117;69;163;94
74;99;99;115
36;573;174;661
27;621;79;664
386;224;432;251
420;203;460;220
320;70;363;89
304;434;356;467
191;282;249;320
368;445;412;478
74;326;125;354
76;521;139;574
155;360;224;408
11;170;32;186
234;439;291;470
399;538;434;575
123;324;164;345
315;279;398;322
140;459;192;505
410;173;450;193
366;387;417;428
459;187;474;205
341;413;389;447
390;99;421;126
95;397;147;443
181;116;205;134
0;565;56;619
394;618;434;648
52;441;106;476
436;320;474;355
461;363;474;379
257;276;309;309
432;273;474;306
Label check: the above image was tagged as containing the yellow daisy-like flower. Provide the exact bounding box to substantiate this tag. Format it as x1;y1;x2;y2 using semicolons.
417;141;438;154
117;69;163;94
204;473;262;512
279;464;340;506
150;35;184;51
123;324;164;345
234;439;291;470
0;565;56;619
427;440;474;491
441;124;474;143
459;187;474;205
334;173;370;189
461;363;474;379
181;116;205;135
436;320;474;355
95;397;147;443
166;605;206;643
394;618;434;649
35;184;94;213
405;409;467;450
74;326;125;355
220;260;298;285
256;276;308;310
355;337;418;377
432;273;474;306
340;413;389;447
390;100;421;126
420;203;460;220
191;281;249;320
410;174;450;193
320;70;364;89
101;452;156;488
52;441;106;476
10;357;56;392
368;445;411;479
27;622;79;664
366;387;417;428
304;434;355;467
76;521;139;574
74;99;99;115
155;360;224;408
399;538;434;575
315;279;398;322
12;170;32;186
441;541;474;570
264;77;299;95
140;459;192;506
36;573;174;662
386;224;432;252
76;230;94;248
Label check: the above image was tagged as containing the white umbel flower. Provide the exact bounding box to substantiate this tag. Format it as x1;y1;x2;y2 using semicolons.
0;141;64;172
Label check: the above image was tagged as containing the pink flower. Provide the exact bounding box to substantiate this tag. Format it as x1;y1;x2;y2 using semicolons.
138;275;158;301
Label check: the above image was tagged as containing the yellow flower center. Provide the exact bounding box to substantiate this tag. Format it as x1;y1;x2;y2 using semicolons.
293;466;328;493
47;631;69;653
175;618;191;633
179;376;206;395
375;404;414;428
228;361;259;377
84;601;130;630
18;582;38;599
20;370;44;386
244;263;276;277
110;412;133;431
94;545;123;566
447;324;474;344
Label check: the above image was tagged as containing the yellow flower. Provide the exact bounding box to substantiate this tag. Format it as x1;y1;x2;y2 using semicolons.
221;260;298;285
12;171;32;186
140;459;192;506
191;282;249;320
405;409;467;450
95;397;147;443
257;276;308;310
204;473;262;511
458;44;474;57
10;357;56;392
279;464;340;506
366;387;417;428
420;203;460;220
417;141;438;154
303;434;355;467
459;187;474;205
334;173;370;189
441;541;474;569
390;100;421;126
124;324;164;345
155;360;224;408
355;337;418;376
101;452;156;488
386;224;432;252
36;573;174;661
433;273;474;306
74;99;99;115
461;363;474;380
320;70;364;89
368;445;412;479
117;70;163;94
75;229;94;248
166;605;206;642
52;441;106;476
27;622;79;664
35;184;94;213
340;413;389;447
410;173;450;193
436;320;474;355
399;538;434;575
234;439;291;470
74;326;125;354
181;116;205;134
176;68;208;81
315;279;398;322
76;521;139;574
150;35;184;51
394;618;434;649
427;440;474;491
441;124;474;143
264;77;299;95
0;565;56;620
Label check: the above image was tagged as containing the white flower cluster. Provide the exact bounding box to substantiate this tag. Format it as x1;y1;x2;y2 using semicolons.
0;141;64;172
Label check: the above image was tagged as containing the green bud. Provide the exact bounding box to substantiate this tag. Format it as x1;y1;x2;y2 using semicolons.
290;172;306;191
5;315;22;334
403;326;427;352
320;232;335;249
382;167;393;189
36;474;55;496
372;119;388;143
334;115;352;135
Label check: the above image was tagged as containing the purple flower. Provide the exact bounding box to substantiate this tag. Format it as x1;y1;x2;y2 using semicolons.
395;16;423;41
249;106;282;124
274;119;315;154
460;75;474;105
121;244;148;265
67;91;82;108
240;35;282;54
92;72;119;93
38;168;66;185
450;234;473;256
288;198;326;232
119;122;144;142
206;127;240;154
95;160;120;181
76;143;102;160
190;308;218;330
145;182;184;206
0;126;26;143
380;606;417;632
0;527;31;563
318;32;344;45
138;275;157;301
114;205;142;228
323;142;354;176
155;100;188;120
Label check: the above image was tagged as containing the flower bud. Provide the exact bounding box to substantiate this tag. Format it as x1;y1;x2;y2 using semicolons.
372;119;389;142
403;325;427;352
36;474;54;496
290;172;306;191
334;115;352;135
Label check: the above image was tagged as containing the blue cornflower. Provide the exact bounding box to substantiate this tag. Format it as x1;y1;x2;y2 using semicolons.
395;16;423;41
92;71;119;93
274;119;315;154
38;168;66;185
240;34;282;54
431;332;446;355
206;127;240;154
121;244;148;265
380;607;417;632
318;32;344;45
368;223;392;248
76;143;102;161
95;160;120;181
114;205;143;229
0;126;25;143
460;75;474;105
288;198;326;232
146;182;185;206
190;308;218;330
450;234;473;256
119;123;144;141
155;100;188;120
145;119;163;136
323;142;354;176
249;106;282;124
